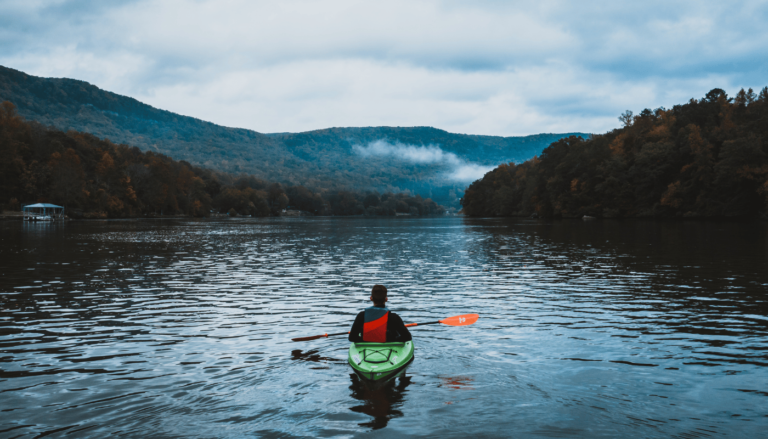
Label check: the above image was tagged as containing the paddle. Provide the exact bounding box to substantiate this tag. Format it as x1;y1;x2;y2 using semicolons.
291;313;479;342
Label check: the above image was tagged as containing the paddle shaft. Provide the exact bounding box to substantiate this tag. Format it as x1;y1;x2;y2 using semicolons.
405;321;440;327
319;321;441;335
293;320;439;342
291;314;477;342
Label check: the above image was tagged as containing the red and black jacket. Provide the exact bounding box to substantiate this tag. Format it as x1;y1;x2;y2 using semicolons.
349;306;412;343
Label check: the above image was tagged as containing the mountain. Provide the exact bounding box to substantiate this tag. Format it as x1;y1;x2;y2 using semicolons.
0;65;588;206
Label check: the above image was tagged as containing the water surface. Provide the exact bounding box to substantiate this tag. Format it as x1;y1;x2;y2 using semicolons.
1;217;767;437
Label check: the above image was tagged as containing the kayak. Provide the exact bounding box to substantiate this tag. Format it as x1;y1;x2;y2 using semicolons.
348;341;414;381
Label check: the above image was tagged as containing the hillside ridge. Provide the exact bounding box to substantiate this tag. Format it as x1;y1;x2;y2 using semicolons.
0;65;589;206
461;87;768;218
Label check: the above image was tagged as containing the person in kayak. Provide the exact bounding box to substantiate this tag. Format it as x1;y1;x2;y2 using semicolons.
349;285;412;343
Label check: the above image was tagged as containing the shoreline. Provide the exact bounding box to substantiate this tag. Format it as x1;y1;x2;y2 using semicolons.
2;212;762;222
0;211;460;221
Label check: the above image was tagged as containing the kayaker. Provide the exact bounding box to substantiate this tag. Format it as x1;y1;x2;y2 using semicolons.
349;285;412;343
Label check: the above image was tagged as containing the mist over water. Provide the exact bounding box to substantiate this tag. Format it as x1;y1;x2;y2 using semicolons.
1;217;767;438
352;140;495;182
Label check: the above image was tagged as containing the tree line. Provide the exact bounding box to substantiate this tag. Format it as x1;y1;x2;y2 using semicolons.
461;87;768;219
0;101;445;218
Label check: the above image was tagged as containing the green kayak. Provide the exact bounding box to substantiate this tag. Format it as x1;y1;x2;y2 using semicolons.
348;341;414;381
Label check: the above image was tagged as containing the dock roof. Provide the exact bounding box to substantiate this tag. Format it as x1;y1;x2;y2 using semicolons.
23;203;64;209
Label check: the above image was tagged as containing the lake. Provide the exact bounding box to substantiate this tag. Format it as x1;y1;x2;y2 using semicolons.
1;217;767;438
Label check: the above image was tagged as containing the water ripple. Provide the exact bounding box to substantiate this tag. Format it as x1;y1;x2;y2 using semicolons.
1;218;767;437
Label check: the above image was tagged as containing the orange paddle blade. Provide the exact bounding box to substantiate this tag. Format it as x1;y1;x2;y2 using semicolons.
404;323;418;328
439;314;479;326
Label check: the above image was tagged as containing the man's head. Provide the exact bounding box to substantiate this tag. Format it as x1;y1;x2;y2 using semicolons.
370;285;388;306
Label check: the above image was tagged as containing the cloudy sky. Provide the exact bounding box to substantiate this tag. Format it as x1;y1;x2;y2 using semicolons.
1;0;767;136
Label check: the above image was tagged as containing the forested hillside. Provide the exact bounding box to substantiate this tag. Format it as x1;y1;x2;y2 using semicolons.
461;88;768;219
0;102;444;218
0;65;586;206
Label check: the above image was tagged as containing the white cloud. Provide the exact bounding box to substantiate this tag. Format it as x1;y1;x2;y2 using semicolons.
353;140;494;182
449;163;496;182
1;0;766;135
354;140;460;165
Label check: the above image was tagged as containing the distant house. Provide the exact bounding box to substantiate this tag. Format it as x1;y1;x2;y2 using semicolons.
22;203;65;221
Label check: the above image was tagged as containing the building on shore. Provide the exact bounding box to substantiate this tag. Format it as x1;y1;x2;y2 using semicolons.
22;203;65;221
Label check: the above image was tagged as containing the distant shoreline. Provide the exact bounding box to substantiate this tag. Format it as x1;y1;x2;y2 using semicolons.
0;210;459;221
4;211;762;222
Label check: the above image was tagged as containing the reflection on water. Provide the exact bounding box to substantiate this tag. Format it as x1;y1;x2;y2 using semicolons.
439;375;474;391
349;374;412;430
291;349;345;370
1;217;767;437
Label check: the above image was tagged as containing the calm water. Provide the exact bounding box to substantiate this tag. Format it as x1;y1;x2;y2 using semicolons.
1;217;767;438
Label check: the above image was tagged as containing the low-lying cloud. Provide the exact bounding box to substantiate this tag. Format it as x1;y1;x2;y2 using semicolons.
353;140;495;182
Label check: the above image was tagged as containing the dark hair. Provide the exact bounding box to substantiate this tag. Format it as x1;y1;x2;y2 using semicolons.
371;285;387;303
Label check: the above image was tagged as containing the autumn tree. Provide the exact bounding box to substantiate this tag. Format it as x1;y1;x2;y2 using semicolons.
0;100;448;218
462;87;768;219
48;148;87;206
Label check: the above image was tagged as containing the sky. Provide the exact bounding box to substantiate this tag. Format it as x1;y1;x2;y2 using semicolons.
1;0;767;136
